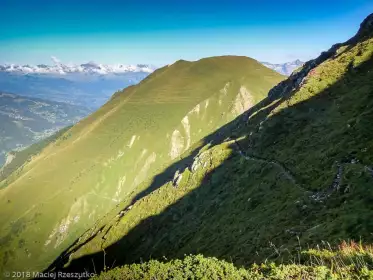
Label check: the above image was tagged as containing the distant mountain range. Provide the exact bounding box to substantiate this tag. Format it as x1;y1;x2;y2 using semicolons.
0;58;156;76
261;59;304;76
0;58;301;110
0;58;156;109
0;58;301;77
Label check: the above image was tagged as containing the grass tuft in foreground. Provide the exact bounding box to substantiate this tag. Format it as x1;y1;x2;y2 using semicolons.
93;242;373;280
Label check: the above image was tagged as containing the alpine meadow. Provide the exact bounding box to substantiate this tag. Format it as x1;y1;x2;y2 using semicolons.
0;2;373;280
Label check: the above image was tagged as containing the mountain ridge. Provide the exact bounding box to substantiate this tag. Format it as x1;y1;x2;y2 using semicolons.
0;55;284;273
1;59;304;77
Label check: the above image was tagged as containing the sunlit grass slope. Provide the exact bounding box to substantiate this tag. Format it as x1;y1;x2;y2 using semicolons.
56;13;373;279
0;56;283;273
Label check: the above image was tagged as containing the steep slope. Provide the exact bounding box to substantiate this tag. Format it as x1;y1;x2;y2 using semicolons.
0;56;283;273
0;92;90;166
53;13;373;277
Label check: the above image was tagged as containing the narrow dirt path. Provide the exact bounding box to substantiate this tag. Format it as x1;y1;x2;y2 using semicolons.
232;139;307;192
231;139;372;201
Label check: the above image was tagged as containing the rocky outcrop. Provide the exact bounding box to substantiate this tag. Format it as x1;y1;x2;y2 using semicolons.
191;151;210;173
172;170;183;187
181;116;191;150
3;152;16;167
231;86;253;115
45;196;88;249
169;130;185;160
0;152;16;180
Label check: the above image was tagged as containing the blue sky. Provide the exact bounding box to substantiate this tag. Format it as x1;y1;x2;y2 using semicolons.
1;0;372;66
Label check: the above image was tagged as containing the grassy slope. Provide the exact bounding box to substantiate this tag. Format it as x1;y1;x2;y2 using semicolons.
56;14;373;278
0;56;283;273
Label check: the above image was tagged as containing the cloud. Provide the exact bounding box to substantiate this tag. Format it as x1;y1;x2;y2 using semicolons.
51;56;61;65
0;59;156;75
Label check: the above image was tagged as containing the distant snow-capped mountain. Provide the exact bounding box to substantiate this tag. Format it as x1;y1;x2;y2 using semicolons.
0;57;157;109
261;59;304;76
0;58;156;76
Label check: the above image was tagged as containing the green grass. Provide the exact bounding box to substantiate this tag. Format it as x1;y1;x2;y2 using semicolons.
94;248;373;280
303;240;373;269
0;56;283;273
49;13;373;279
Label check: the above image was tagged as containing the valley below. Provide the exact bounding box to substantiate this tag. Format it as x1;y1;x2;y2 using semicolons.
0;92;90;167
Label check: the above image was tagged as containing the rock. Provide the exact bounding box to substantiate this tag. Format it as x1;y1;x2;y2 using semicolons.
118;210;125;218
173;170;180;181
191;160;200;172
172;173;183;187
191;151;210;173
191;156;202;172
172;170;183;186
169;130;185;160
285;229;300;236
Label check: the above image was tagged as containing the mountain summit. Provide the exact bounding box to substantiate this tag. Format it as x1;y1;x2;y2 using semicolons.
0;55;283;273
